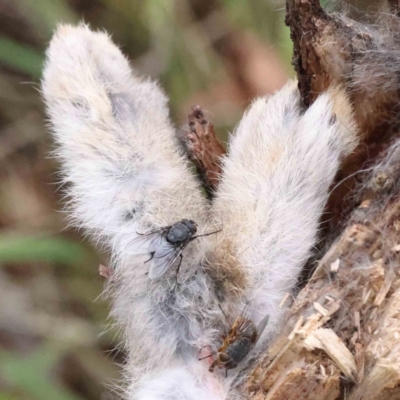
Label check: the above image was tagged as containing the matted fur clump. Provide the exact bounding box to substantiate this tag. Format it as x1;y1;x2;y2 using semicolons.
42;24;358;400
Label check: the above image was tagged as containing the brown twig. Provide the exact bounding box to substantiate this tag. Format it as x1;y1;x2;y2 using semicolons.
179;105;226;199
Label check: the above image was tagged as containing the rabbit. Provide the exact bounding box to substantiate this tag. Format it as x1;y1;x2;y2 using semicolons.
42;24;357;400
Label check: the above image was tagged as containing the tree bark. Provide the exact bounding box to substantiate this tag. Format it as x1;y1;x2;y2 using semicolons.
286;0;400;234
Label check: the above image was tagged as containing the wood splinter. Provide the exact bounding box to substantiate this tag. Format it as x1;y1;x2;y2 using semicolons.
179;105;226;199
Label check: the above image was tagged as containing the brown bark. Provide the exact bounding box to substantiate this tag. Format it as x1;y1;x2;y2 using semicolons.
286;0;400;233
179;105;226;199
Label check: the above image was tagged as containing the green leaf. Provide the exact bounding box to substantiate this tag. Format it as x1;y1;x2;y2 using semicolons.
0;346;83;400
0;235;93;266
0;37;43;79
0;393;22;400
16;0;78;39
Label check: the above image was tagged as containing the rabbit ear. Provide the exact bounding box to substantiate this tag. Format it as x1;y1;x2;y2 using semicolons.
42;24;207;249
42;24;225;398
211;81;358;342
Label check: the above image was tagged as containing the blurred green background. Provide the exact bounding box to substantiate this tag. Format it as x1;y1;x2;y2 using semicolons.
1;0;379;398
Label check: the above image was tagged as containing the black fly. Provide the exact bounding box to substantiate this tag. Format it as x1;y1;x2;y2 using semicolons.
199;303;269;376
128;219;220;280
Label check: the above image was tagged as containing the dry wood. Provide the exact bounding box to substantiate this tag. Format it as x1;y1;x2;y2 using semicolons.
99;264;112;280
179;105;226;199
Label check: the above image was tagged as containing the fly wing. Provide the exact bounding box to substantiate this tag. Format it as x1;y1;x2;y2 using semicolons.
235;318;255;338
126;230;165;255
255;314;270;342
148;241;182;279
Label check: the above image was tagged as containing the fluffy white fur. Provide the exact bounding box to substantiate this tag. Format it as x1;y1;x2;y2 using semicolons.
213;83;357;343
42;24;229;399
131;360;231;400
42;24;357;399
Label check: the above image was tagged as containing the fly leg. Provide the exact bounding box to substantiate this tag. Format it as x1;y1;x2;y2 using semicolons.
144;252;155;276
208;359;217;373
175;254;183;284
198;345;209;354
144;252;155;263
223;360;237;378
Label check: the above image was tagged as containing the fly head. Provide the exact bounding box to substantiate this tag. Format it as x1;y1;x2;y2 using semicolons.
166;220;197;244
181;219;197;234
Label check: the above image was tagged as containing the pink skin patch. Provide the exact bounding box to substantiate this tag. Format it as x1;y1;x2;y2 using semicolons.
198;345;216;367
